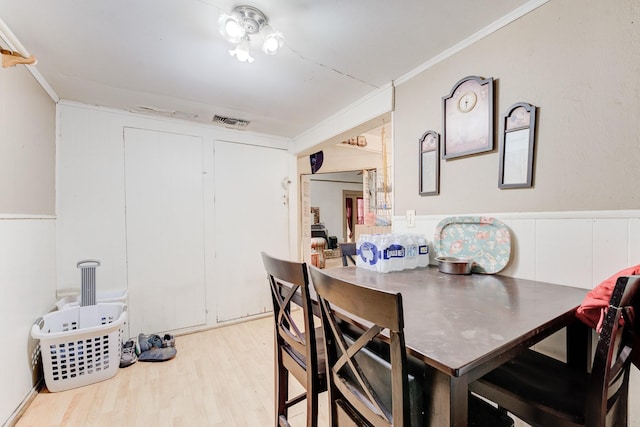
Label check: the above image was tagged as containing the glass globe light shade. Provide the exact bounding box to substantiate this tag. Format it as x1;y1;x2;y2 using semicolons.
260;25;284;55
218;12;245;43
229;38;254;63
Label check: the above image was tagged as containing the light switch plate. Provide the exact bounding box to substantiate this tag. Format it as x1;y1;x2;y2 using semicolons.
406;210;416;228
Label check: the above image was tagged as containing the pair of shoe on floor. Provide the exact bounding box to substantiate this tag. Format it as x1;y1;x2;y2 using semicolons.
120;332;177;368
137;333;177;363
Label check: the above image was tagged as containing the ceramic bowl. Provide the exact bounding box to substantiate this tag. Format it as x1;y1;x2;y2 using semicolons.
435;256;473;275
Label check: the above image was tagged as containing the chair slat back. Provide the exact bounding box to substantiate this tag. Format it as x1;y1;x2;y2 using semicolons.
309;266;409;427
586;275;640;427
340;242;357;266
262;252;318;370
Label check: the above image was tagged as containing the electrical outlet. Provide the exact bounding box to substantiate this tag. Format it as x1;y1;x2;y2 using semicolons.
406;210;416;228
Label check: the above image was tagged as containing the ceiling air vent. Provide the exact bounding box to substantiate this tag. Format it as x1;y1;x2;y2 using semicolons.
212;115;250;129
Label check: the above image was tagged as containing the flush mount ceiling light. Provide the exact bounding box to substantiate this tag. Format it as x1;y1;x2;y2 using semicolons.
218;5;284;63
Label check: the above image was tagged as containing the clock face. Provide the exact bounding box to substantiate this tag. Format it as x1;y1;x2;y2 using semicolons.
458;91;477;113
442;76;494;159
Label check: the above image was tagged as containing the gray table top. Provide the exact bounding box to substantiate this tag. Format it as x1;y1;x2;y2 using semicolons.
320;265;588;377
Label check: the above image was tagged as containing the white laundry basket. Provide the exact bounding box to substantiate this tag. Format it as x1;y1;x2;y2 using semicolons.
56;289;128;311
31;302;127;392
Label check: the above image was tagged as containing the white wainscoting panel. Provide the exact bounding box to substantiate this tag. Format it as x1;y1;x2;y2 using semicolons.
393;210;640;289
0;217;56;425
630;218;640;263
500;219;536;281
534;218;593;288
592;218;630;284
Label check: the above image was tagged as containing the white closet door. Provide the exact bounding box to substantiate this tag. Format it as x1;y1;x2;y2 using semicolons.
214;140;289;322
124;128;206;336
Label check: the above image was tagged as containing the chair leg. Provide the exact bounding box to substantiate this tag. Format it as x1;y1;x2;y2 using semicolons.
306;385;319;427
275;366;289;425
329;389;339;427
278;415;292;427
275;359;289;426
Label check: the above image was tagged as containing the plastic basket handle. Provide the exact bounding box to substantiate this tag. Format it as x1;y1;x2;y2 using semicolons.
33;316;44;329
30;316;44;339
76;259;101;268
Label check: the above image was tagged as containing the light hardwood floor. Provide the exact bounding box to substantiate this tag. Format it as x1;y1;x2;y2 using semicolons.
16;315;329;427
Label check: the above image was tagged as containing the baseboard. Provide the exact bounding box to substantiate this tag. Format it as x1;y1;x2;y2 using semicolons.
2;379;43;427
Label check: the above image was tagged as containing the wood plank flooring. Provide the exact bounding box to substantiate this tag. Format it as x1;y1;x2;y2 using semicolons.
16;315;329;427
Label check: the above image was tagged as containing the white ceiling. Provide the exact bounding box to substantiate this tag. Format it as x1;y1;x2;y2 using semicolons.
0;0;535;138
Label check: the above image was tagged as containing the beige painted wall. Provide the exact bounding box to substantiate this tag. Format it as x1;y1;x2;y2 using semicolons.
394;0;639;215
0;65;55;214
0;64;56;424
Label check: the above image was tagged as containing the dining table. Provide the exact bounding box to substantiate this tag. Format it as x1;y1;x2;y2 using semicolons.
320;265;590;427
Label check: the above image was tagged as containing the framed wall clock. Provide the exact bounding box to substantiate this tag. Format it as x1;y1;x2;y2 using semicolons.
419;130;439;196
498;102;537;188
442;75;494;159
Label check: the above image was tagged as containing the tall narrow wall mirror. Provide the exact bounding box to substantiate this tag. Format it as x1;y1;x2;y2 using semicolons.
498;102;537;188
419;130;439;195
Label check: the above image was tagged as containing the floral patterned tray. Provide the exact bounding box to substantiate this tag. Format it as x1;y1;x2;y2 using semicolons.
433;216;511;274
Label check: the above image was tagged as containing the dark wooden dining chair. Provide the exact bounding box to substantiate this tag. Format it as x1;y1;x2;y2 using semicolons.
470;275;640;427
309;266;515;427
261;252;327;427
339;242;357;266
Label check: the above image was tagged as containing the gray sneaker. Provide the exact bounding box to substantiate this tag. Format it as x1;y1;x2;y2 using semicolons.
138;333;163;352
162;333;175;348
120;339;138;368
138;346;177;362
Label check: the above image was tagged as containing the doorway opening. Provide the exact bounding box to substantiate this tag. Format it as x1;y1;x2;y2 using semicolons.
308;171;363;247
343;190;363;243
297;116;392;266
